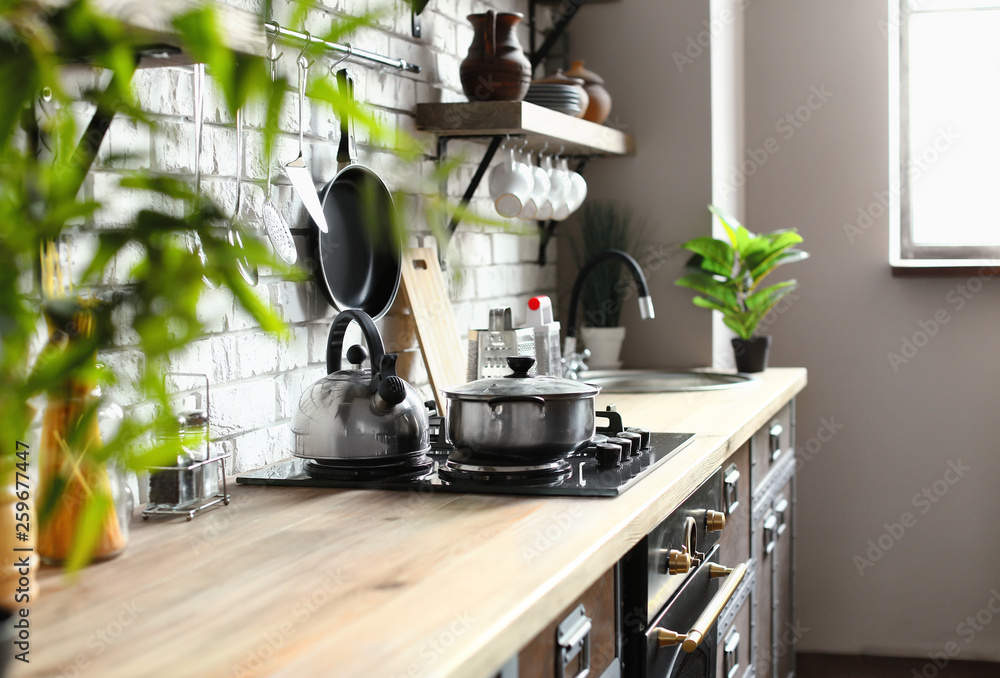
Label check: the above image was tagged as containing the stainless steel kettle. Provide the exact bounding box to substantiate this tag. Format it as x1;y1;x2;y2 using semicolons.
291;310;430;460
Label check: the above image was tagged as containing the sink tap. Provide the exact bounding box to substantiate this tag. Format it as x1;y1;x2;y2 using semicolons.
563;249;655;378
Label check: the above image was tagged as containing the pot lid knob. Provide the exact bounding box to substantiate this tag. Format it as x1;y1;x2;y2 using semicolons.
505;356;535;377
347;344;368;368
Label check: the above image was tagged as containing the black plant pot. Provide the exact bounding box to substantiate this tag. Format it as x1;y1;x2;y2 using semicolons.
732;336;771;373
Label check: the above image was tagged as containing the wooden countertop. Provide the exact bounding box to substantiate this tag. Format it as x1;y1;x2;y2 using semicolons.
23;368;806;678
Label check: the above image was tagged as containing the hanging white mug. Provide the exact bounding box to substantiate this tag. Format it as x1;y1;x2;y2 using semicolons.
488;146;533;218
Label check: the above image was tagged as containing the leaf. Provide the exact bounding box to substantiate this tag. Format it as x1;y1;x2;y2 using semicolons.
679;237;734;277
676;273;739;310
723;315;752;340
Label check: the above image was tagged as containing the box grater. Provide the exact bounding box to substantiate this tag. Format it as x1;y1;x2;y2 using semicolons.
467;307;537;381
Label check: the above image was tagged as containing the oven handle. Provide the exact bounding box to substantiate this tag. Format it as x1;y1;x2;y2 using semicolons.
654;562;747;653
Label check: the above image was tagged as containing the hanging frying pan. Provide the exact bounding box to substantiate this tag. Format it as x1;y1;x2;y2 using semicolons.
310;68;402;320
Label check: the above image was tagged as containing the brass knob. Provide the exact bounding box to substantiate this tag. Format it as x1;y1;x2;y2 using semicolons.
706;510;726;532
708;563;734;579
656;628;688;647
667;547;692;575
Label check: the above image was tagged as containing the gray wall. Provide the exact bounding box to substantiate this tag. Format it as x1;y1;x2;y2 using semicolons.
559;1;714;368
745;0;1000;661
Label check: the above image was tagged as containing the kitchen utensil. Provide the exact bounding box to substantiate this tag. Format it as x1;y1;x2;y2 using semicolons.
525;295;562;377
460;10;531;102
547;154;572;221
229;107;259;286
291;309;429;461
521;151;551;221
442;356;599;464
487;143;533;217
262;37;297;265
284;39;329;234
187;64;220;290
564;60;612;124
467;307;536;381
399;248;465;413
566;166;588;215
532;71;589;118
312;69;401;319
535;153;554;221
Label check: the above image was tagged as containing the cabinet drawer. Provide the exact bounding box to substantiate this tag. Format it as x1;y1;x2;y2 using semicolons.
518;567;618;678
750;402;794;495
718;441;751;568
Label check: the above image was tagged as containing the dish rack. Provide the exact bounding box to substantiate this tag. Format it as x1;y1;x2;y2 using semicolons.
142;373;231;521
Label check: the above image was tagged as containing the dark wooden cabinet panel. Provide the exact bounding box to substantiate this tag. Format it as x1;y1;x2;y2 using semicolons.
772;479;795;678
719;441;751;569
717;574;753;678
518;567;617;678
750;401;794;495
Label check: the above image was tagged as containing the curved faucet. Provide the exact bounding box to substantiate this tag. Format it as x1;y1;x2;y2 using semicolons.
562;249;655;378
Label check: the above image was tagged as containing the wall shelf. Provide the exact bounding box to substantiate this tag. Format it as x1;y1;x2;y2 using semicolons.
416;101;634;157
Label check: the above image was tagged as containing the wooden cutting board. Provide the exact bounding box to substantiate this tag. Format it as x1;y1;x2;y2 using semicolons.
399;248;465;412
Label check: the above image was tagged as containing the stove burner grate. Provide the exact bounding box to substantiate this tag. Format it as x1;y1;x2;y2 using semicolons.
438;451;572;487
305;453;433;482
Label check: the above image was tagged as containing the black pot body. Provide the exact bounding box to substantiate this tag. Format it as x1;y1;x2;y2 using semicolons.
732;336;771;373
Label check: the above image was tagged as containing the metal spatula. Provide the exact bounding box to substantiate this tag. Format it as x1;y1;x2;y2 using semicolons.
263;39;297;264
284;50;328;234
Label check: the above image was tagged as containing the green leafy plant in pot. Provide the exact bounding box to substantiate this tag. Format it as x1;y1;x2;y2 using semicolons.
675;205;808;372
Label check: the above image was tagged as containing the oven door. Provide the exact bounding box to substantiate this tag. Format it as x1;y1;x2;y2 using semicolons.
643;547;746;678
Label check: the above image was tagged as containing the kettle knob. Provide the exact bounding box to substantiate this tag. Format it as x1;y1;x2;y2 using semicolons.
377;376;407;407
346;344;368;368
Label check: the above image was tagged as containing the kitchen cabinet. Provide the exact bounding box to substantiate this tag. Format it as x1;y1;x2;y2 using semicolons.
751;413;797;678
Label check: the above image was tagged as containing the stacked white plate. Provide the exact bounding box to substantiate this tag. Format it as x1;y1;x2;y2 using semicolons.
524;84;583;117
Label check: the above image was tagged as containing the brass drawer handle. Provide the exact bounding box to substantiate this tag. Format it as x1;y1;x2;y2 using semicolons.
654;562;748;652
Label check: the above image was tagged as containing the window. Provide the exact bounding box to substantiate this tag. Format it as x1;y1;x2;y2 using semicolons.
890;0;1000;266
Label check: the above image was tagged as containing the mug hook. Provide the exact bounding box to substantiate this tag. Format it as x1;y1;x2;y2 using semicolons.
329;44;353;74
297;31;315;68
266;28;283;62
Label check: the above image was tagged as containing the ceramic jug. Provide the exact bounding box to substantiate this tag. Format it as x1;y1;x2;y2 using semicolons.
460;11;531;102
565;60;612;124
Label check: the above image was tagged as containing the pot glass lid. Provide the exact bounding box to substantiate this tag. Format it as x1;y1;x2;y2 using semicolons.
442;357;599;400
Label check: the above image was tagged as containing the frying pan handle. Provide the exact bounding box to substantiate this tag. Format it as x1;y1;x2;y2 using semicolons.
336;69;357;166
326;309;386;375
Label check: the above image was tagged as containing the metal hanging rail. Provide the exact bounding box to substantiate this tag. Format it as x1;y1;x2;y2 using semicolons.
263;22;421;74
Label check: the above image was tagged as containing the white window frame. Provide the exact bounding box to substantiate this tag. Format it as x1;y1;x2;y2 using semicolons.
890;0;1000;267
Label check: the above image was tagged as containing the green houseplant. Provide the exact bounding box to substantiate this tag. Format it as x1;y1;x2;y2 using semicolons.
571;200;640;368
675;205;808;372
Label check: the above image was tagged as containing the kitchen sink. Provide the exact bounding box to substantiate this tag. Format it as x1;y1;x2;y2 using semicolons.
583;370;758;393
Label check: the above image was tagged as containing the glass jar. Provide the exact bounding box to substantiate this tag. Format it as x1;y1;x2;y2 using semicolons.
180;410;217;499
37;387;132;565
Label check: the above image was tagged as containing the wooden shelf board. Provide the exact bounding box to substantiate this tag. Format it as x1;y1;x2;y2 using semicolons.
416;101;635;156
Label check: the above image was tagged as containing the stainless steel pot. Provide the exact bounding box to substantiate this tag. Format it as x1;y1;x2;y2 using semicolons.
291;310;429;460
441;356;599;463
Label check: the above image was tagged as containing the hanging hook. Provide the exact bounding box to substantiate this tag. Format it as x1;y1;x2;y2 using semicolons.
329;43;353;75
266;27;283;62
297;31;315;69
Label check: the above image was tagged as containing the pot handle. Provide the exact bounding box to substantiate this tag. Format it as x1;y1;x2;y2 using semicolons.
336;68;357;166
487;395;546;410
327;309;386;376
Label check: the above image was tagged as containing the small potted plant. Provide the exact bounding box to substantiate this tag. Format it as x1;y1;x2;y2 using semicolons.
570;201;641;369
675;205;808;372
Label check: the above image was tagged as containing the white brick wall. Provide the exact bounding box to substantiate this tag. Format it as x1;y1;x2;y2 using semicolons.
79;0;559;473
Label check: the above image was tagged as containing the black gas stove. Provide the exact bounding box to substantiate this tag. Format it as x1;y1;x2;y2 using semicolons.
237;407;694;497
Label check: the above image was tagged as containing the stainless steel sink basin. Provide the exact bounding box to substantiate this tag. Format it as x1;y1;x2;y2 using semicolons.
583;370;758;393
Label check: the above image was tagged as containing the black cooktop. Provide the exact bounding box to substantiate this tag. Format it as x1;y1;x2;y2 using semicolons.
236;431;695;498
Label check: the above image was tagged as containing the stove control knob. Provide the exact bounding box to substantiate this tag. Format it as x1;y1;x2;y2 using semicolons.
626;427;651;449
596;443;622;469
666;547;693;575
620;431;643;457
708;563;734;579
655;628;687;647
705;510;726;532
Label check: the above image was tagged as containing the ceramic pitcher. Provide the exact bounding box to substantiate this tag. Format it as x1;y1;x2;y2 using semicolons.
460;10;531;102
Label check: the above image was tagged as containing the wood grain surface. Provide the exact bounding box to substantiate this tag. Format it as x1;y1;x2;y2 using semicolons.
20;368;806;678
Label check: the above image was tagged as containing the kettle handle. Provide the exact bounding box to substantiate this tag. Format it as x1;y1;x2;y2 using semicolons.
326;309;387;376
